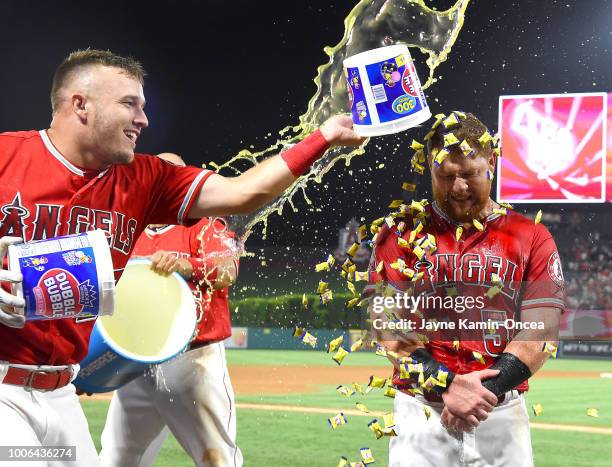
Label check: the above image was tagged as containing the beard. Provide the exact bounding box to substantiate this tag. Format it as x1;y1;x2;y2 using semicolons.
91;109;135;166
436;192;490;223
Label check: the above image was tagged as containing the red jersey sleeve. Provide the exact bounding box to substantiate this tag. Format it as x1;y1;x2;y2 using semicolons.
142;156;215;227
366;224;410;292
521;223;566;312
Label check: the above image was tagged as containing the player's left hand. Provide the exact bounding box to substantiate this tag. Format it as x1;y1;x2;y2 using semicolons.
319;115;367;148
150;250;193;279
441;368;499;428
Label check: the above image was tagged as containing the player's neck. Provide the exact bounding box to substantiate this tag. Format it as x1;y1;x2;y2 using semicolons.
46;125;109;172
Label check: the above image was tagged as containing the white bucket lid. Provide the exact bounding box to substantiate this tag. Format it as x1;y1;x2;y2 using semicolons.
343;44;409;68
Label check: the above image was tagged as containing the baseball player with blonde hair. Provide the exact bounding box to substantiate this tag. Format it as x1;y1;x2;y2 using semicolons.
367;111;564;466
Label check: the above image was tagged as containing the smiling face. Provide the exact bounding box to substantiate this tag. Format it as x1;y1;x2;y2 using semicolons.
85;66;149;166
430;148;495;223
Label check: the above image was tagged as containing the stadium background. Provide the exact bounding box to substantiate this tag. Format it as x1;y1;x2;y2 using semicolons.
0;0;610;465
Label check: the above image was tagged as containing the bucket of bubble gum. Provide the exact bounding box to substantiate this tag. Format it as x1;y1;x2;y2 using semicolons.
343;44;431;137
8;230;115;321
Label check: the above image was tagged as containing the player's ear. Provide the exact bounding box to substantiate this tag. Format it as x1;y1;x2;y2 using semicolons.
71;94;89;123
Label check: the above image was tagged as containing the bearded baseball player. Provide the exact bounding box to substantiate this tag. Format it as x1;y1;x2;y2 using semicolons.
0;49;364;466
99;153;242;467
367;112;564;467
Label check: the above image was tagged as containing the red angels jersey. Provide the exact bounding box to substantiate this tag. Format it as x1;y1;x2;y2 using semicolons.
368;201;565;393
0;130;214;365
130;218;233;345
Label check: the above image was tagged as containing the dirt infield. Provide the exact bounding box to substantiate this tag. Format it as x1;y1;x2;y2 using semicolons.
226;366;602;395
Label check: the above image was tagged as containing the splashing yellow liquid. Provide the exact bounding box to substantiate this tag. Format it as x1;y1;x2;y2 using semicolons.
209;0;471;244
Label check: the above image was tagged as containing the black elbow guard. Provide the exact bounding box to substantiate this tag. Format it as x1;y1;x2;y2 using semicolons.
482;352;532;397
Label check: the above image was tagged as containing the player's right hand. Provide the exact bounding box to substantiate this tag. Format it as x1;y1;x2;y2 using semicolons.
319;115;367;148
0;236;26;328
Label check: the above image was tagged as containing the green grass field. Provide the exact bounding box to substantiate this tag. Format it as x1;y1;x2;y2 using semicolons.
82;351;612;466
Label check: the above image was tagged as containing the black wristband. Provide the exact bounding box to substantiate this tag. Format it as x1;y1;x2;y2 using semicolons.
408;348;455;395
481;352;532;397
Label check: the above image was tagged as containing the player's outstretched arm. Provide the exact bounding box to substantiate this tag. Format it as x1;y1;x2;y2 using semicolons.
189;115;365;217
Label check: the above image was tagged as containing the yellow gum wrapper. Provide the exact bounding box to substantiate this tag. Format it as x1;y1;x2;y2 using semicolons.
301;293;309;309
336;385;355;397
423;130;435;141
388;199;404;209
327;335;344;353
459;139;475;157
351;339;364;352
293;326;305;338
472;219;484;231
386;350;400;361
383;412;395;428
340;271;347;279
443;132;460;147
338;457;349;467
382;427;398;437
368;376;387;388
317;281;329;294
368;420;384;439
384;216;396;228
375;346;387;357
356;402;370;413
424;406;432;420
412;271;425;281
587;408;599;418
347;281;357;296
436;370;449;387
434;148;450;165
315;261;331;272
341;258;354;272
535;210;543;224
352;382;364;395
500;202;514;210
453;340;460;351
396;221;406;233
397;237;410;249
493;207;507;216
485;285;503;298
302;332;317;348
532;404;544;417
320;290;333;304
442;113;460;129
410;200;426;212
472;351;486;364
376;261;384;273
402;182;417;192
542;342;558;358
454;110;466;119
493;147;501;157
478;131;493;145
399;365;410;381
347;242;360;257
360;448;375;464
354;271;369;282
328;412;347;429
333;347;350;365
390;258;405;270
421;375;438;391
358;224;368;241
384;386;397;398
412;163;425;174
455;226;463;241
410;139;424;151
412;245;426;260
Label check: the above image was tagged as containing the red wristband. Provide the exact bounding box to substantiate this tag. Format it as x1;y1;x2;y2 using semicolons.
280;129;330;177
